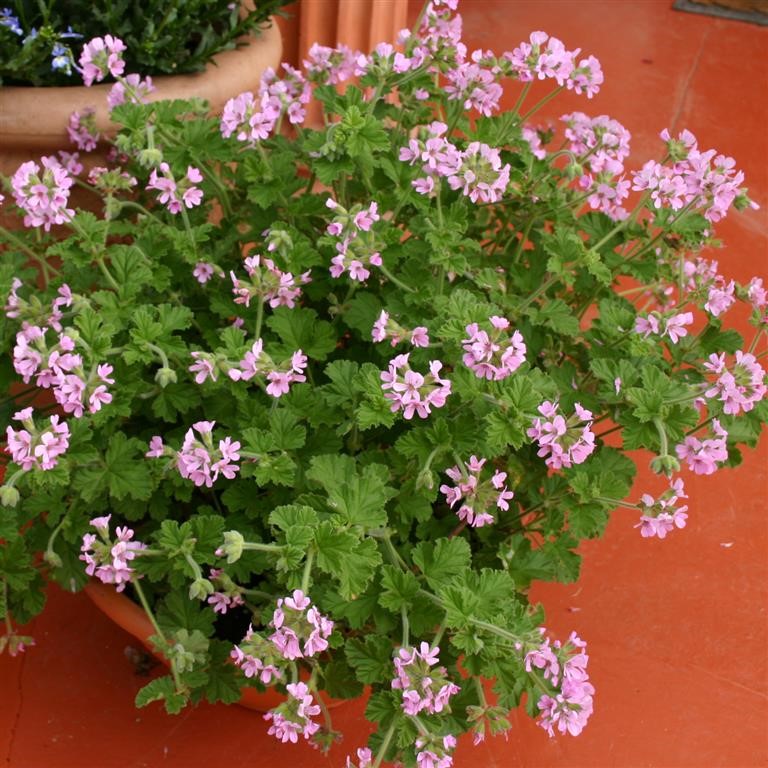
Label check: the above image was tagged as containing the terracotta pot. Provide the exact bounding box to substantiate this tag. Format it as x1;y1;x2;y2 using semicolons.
0;18;282;179
84;581;344;712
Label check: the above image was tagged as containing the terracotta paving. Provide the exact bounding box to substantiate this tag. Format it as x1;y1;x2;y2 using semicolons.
1;1;767;766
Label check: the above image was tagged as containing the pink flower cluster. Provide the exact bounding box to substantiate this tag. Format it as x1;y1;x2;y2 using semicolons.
683;257;735;318
11;155;74;230
525;629;594;737
392;643;460;716
13;326;114;417
107;73;155;109
703;351;766;416
220;64;310;142
67;109;100;152
270;589;334;660
632;128;756;223
146;421;240;488
381;353;452;419
502;31;603;97
372;310;429;347
230;254;311;309
225;339;308;398
407;1;464;69
146;163;204;214
400;123;510;204
415;734;458;768
634;311;693;344
207;569;245;615
635;478;688;539
5;279;73;332
676;419;728;475
561;112;632;220
303;43;364;85
439;455;514;527
528;401;596;469
78;35;126;86
462;316;526;380
445;54;503;116
326;198;383;281
231;590;333;691
231;624;283;684
264;682;321;744
5;408;70;471
79;514;147;591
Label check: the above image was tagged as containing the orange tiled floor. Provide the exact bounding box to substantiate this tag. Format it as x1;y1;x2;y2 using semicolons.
1;2;767;766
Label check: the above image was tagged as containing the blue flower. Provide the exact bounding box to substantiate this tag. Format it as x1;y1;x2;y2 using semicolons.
0;7;23;36
51;42;74;75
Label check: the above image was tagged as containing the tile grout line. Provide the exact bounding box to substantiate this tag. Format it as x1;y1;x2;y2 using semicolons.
669;25;712;134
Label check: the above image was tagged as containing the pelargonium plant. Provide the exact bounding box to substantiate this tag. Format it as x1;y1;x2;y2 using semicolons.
1;1;766;764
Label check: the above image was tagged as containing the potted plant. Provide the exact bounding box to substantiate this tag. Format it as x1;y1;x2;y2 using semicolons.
0;0;286;178
1;1;766;765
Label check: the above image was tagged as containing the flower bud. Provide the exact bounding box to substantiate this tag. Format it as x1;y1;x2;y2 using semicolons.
650;454;680;477
188;577;214;601
0;486;20;508
44;549;64;568
137;147;163;168
155;367;177;388
217;530;244;564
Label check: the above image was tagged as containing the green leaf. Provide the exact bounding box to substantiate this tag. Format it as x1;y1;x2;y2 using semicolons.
266;307;336;360
72;432;152;502
314;522;382;599
525;299;580;336
306;455;395;529
158;591;215;636
135;675;187;714
412;538;471;591
346;635;394;684
378;565;420;613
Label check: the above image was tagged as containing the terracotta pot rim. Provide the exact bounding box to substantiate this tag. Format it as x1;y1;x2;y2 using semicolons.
0;19;282;148
83;580;347;712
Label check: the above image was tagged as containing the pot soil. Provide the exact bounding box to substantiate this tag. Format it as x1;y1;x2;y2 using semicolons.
84;581;344;712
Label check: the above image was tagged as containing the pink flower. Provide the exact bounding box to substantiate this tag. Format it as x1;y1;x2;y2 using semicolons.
80;515;146;591
635;479;689;539
381;354;452;419
269;590;334;661
11;156;74;231
440;456;513;527
193;262;216;284
392;643;460;716
107;73;154;109
664;312;693;344
5;410;70;471
146;163;204;214
264;682;320;744
528;401;595;469
67;109;99;152
704;350;766;416
78;35;127;86
462;316;526;380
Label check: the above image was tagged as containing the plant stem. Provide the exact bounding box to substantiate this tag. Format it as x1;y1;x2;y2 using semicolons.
254;298;264;340
401;606;410;648
133;579;183;692
520;85;564;122
242;541;284;553
373;723;397;768
379;262;415;293
511;81;532;117
301;549;315;593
